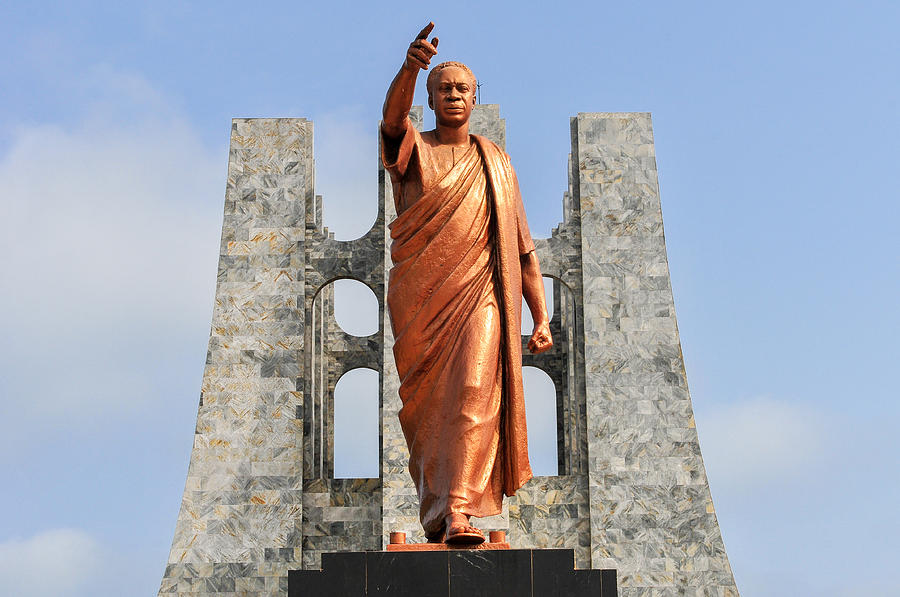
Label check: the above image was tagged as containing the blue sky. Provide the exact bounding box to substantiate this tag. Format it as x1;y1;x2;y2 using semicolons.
1;1;898;595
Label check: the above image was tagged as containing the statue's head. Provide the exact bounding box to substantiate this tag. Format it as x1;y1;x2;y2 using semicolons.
426;61;477;127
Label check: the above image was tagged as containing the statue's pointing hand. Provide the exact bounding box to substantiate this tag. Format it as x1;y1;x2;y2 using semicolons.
405;22;439;71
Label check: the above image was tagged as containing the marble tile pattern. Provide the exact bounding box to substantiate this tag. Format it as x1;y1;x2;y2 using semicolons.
300;478;381;570
160;109;739;596
159;118;312;596
574;113;738;596
506;475;592;568
299;121;386;568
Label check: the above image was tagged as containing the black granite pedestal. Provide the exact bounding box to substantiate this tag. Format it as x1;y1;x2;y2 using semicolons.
288;548;617;596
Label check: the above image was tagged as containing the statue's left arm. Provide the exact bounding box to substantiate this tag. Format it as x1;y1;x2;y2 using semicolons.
511;170;552;355
522;251;553;354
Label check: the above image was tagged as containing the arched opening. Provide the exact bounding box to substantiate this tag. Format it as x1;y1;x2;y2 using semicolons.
315;116;378;241
333;368;379;478
306;278;380;480
522;366;559;476
521;276;555;335
520;274;584;476
333;278;378;337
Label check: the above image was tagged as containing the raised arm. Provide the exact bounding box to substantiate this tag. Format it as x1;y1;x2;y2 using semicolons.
382;22;439;139
522;251;553;354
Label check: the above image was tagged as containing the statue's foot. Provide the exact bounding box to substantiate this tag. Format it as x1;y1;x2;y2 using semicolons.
443;514;485;545
445;524;485;545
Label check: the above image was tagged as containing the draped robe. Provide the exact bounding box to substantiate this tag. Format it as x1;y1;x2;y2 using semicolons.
383;121;534;535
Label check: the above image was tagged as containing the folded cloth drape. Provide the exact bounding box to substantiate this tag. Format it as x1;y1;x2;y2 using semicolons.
384;122;534;535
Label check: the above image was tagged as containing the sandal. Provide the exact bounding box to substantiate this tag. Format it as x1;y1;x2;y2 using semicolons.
444;522;485;545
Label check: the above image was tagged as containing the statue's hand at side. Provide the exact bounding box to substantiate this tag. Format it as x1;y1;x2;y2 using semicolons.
405;22;439;71
528;321;553;355
521;252;553;355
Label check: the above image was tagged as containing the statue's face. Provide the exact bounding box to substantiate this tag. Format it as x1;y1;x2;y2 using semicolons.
428;66;476;127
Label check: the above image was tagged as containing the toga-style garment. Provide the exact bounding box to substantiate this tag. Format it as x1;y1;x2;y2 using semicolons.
382;120;535;535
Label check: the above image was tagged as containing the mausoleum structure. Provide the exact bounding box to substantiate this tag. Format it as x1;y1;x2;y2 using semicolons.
158;106;739;596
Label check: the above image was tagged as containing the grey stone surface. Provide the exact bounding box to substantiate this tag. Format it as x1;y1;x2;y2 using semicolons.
300;478;381;570
574;113;736;596
159;108;739;596
159;118;311;596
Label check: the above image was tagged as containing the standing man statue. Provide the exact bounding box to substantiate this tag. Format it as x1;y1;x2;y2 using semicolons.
382;22;553;545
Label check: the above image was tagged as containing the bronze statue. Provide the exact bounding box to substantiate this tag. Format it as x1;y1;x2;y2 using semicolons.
382;22;552;545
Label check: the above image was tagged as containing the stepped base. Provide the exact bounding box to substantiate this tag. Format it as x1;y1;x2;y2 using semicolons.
385;540;510;551
288;548;617;596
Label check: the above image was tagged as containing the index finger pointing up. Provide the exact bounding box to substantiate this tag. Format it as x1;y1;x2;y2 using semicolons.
416;22;434;40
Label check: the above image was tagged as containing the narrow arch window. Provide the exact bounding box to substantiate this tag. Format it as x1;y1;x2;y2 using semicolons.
333;368;379;478
521;276;555;334
316;118;378;241
333;279;379;337
522;366;559;476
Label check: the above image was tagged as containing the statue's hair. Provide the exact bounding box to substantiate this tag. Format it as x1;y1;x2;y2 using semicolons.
426;61;477;97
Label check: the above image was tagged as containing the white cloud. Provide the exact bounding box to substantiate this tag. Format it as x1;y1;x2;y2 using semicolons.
0;106;220;334
697;395;829;490
0;67;221;422
0;529;102;597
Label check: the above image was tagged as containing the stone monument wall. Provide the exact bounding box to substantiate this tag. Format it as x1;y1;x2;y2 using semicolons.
159;118;311;595
573;113;736;594
159;108;739;597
